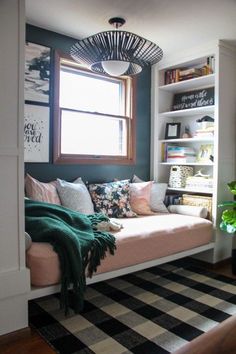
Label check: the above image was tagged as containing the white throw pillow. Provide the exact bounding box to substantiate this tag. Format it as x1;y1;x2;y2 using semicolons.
56;178;94;214
25;232;32;250
132;175;168;213
150;183;169;213
168;205;208;218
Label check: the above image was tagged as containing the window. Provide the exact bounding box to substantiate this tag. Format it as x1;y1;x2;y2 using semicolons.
54;52;136;164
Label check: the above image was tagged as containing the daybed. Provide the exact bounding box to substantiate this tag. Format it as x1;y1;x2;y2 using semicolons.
27;213;213;300
24;174;214;300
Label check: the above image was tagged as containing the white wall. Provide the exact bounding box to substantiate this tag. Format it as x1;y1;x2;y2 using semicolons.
0;0;30;335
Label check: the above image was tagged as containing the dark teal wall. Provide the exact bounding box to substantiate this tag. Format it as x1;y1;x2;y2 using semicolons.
25;24;151;183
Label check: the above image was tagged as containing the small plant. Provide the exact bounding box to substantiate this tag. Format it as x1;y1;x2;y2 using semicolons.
218;181;236;234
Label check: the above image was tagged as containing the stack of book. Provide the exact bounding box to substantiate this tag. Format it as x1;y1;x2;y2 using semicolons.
164;69;180;84
194;126;214;138
164;56;215;85
178;67;202;81
166;145;196;163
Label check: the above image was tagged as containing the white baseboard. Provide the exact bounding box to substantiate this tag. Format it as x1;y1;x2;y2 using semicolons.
0;268;30;335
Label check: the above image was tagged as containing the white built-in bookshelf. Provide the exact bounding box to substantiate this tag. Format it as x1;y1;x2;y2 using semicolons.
151;41;236;263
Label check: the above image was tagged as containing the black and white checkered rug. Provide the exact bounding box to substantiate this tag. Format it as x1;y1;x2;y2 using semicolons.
29;260;236;354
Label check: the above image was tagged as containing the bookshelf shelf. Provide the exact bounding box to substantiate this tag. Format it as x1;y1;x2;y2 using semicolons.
159;74;215;93
160;162;214;166
159;106;215;118
160;137;214;143
167;187;213;194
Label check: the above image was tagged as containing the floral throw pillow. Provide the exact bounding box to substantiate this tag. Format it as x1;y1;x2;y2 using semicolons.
88;180;136;218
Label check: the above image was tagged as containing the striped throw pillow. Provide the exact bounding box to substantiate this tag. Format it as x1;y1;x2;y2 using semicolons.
25;174;61;205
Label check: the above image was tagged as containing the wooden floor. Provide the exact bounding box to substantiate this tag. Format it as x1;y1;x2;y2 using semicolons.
0;259;236;354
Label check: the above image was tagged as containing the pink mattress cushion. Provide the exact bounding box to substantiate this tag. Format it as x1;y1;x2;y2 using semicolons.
26;214;213;286
26;242;61;286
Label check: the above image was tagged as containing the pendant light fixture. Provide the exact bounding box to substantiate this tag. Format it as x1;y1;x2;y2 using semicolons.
70;17;163;77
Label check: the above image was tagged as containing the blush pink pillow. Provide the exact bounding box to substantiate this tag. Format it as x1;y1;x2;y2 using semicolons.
130;181;154;215
25;174;61;205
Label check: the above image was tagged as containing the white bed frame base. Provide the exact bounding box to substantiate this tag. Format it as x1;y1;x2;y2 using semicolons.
28;242;214;300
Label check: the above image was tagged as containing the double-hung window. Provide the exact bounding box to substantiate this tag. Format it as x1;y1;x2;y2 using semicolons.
54;52;135;164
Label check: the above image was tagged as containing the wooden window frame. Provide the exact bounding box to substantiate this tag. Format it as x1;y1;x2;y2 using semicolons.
53;51;136;165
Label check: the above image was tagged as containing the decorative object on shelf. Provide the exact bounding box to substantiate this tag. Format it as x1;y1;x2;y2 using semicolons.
24;104;50;163
169;165;194;188
194;169;210;178
196;115;214;123
172;87;214;111
195;116;214;137
165;122;181;139
185;169;213;191
70;17;163;77
196;144;214;163
205;56;215;74
25;42;51;103
182;125;192;138
181;194;212;220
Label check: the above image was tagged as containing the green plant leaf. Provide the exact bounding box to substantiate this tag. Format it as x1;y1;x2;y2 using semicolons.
222;209;236;227
220;220;236;234
228;181;236;195
218;201;236;208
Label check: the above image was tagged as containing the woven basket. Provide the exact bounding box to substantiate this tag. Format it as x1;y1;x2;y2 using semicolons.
181;194;212;220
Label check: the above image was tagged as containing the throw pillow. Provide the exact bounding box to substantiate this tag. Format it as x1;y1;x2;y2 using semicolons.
25;174;61;205
88;180;136;218
56;178;94;214
25;232;32;250
130;181;155;215
150;183;169;213
132;175;169;213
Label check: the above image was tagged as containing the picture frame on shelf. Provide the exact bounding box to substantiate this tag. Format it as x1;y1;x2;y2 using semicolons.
165;122;181;139
196;144;214;163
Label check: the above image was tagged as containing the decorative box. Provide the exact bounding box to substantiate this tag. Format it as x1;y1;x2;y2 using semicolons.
185;176;213;190
168;165;194;188
181;194;212;220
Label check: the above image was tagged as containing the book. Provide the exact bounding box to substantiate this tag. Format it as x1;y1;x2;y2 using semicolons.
179;68;202;76
167;156;196;163
179;73;202;81
164;69;180;84
166;146;196;163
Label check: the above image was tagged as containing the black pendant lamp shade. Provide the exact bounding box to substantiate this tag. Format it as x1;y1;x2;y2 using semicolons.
70;17;163;76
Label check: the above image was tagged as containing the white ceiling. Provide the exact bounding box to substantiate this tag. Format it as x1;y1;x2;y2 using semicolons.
25;0;236;58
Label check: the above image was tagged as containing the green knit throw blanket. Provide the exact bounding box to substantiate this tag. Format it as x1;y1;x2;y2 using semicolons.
25;199;116;314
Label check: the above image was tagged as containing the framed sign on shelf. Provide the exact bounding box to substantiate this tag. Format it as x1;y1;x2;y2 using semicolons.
25;42;51;104
24;104;50;162
172;87;215;111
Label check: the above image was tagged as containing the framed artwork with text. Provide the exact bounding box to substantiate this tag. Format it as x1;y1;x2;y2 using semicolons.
24;104;49;162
